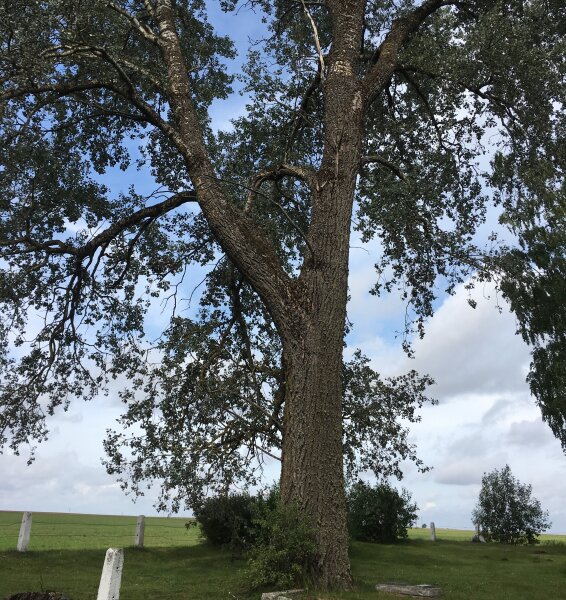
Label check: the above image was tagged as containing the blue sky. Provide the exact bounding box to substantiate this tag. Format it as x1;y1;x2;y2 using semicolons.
1;2;565;534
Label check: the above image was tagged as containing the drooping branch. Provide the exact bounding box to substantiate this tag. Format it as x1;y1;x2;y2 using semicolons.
244;163;317;212
1;191;197;261
243;165;316;259
397;68;448;151
284;69;322;160
1;79;186;154
398;63;524;132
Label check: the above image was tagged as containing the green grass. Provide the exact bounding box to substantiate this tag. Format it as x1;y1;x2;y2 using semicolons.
1;512;565;600
0;511;196;551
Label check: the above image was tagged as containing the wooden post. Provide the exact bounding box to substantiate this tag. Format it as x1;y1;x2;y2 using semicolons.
17;511;32;552
430;521;436;542
134;515;145;548
96;548;124;600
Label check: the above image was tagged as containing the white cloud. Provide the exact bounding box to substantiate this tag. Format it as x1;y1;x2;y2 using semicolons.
507;419;555;448
353;280;566;532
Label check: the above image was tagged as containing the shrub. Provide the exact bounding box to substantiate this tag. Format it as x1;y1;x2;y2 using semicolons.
245;498;316;590
472;464;551;545
194;492;259;552
347;480;418;543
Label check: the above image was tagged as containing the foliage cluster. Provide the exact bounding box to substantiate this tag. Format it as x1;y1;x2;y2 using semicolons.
195;487;315;589
346;481;418;543
245;499;316;590
472;465;551;545
193;492;262;553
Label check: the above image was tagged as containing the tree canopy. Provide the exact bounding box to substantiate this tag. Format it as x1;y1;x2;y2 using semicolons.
0;0;564;587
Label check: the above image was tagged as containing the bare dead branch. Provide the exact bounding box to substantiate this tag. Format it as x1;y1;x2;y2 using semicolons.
300;0;326;82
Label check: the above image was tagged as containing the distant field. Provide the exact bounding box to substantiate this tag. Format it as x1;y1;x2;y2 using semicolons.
1;512;565;600
407;527;566;544
0;510;197;551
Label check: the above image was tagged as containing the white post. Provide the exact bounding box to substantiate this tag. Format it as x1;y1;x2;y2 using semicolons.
97;548;124;600
430;521;436;542
17;511;32;552
134;515;145;548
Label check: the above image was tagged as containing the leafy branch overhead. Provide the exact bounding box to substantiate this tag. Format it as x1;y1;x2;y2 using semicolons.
0;0;564;586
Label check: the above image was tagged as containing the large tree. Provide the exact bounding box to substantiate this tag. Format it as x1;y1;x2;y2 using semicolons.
0;0;564;588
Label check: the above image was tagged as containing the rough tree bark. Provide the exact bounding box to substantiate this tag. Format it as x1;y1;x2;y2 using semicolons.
277;39;366;584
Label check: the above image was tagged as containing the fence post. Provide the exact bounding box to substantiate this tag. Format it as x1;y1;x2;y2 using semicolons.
17;511;32;552
134;515;145;548
97;548;124;600
430;521;436;542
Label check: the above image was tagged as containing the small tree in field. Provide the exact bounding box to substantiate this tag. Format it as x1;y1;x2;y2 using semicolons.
472;465;551;545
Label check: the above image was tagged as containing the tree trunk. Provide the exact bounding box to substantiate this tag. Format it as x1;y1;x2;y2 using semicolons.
279;126;361;588
280;319;352;589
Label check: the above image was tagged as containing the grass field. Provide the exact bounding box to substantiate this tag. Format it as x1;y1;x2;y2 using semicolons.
1;512;565;600
0;511;196;551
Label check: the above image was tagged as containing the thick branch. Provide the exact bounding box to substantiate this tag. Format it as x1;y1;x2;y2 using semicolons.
363;0;460;104
1;191;197;261
153;1;296;330
78;191;197;260
106;1;159;45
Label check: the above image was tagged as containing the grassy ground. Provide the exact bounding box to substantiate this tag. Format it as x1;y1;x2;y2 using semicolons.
1;513;565;599
0;511;196;550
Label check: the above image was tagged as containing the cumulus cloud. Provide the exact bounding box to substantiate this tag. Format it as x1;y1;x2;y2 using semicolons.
355;280;566;532
0;450;160;515
400;284;531;400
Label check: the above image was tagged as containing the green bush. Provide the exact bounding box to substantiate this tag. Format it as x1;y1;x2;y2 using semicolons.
245;498;316;590
347;480;418;543
194;492;259;552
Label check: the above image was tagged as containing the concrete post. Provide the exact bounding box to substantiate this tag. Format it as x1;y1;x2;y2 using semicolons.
134;515;145;548
97;548;124;600
430;521;436;542
17;511;32;552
